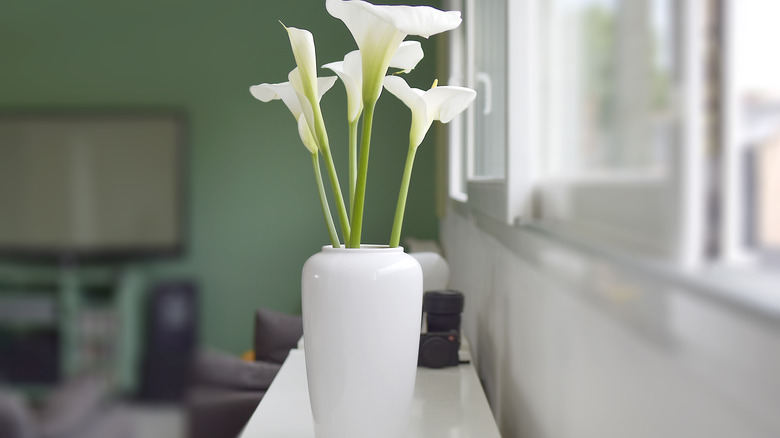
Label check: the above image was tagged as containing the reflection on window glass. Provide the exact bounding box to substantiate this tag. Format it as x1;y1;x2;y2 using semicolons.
756;137;780;250
551;0;677;176
734;0;780;254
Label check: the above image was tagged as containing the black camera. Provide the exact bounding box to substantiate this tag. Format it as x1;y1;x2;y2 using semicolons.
418;290;464;369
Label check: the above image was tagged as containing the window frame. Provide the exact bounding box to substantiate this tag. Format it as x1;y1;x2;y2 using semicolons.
446;0;540;226
533;0;706;266
447;0;707;265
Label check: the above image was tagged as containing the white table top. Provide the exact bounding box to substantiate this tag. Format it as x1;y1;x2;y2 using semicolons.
239;349;502;438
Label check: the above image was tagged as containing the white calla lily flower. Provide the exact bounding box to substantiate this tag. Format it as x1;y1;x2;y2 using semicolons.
288;68;317;141
284;25;320;104
383;74;476;148
322;51;363;123
323;41;424;123
391;40;425;74
250;81;302;119
249;71;337;151
326;0;460;103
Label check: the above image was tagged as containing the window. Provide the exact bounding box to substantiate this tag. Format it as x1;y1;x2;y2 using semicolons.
448;0;780;271
448;0;706;264
446;0;538;224
536;0;705;265
721;0;780;266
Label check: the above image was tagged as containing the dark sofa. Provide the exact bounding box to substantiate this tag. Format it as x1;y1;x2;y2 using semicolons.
186;308;303;438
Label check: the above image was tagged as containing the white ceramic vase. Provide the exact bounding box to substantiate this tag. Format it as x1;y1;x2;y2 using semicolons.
301;245;423;438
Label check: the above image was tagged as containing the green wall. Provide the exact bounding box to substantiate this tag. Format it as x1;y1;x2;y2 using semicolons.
1;0;443;354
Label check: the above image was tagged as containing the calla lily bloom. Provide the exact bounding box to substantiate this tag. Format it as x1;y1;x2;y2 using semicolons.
283;27;352;243
384;75;476;248
322;51;362;123
326;0;461;104
390;40;426;74
323;41;424;123
288;68;319;145
284;25;320;106
249;71;337;152
383;74;476;149
250;72;342;247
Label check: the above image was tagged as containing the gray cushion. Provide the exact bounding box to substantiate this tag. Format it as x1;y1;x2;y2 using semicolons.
38;375;108;438
0;391;35;438
253;308;303;364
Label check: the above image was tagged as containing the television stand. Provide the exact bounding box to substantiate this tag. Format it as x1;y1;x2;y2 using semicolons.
0;264;146;395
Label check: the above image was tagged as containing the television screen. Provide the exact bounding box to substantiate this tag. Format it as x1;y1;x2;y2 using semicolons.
0;112;185;261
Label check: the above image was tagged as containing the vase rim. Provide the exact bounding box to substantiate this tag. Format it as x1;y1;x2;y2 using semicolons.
321;244;404;253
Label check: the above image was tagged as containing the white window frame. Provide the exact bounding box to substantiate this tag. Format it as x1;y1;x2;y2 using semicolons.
447;0;468;203
446;0;539;225
719;0;746;264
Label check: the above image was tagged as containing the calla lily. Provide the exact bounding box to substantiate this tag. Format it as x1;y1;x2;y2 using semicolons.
326;0;461;104
283;27;352;243
322;51;363;124
384;75;476;247
284;25;320;105
249;70;337;152
288;68;351;244
250;71;342;247
390;40;426;74
288;68;319;145
323;41;424;123
383;74;476;149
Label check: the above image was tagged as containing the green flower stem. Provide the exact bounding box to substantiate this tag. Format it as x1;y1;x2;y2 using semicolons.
348;118;359;218
312;152;340;248
389;142;418;248
348;100;377;248
312;103;350;244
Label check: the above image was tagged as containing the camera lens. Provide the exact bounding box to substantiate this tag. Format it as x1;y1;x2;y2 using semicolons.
426;313;461;333
423;290;464;314
423;290;464;332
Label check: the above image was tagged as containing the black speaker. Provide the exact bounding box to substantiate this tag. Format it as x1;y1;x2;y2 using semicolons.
139;280;198;401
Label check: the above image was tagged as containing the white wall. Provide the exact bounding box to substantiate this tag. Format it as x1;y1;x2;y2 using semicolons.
441;209;780;438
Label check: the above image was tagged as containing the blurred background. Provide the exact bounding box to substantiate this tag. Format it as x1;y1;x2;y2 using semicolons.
0;0;442;437
2;0;780;437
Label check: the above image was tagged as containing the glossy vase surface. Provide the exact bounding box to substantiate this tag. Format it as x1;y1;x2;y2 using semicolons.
301;245;423;438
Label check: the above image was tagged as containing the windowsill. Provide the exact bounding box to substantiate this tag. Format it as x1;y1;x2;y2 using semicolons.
694;263;780;314
448;198;780;325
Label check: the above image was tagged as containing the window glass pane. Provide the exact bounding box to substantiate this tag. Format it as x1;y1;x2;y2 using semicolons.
548;0;677;178
470;0;506;179
733;0;780;255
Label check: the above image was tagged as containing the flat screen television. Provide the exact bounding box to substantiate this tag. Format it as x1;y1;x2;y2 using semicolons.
0;111;186;262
